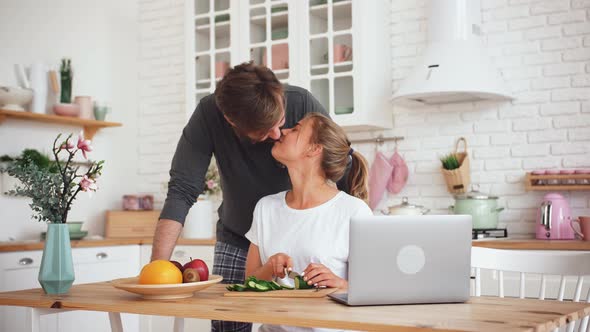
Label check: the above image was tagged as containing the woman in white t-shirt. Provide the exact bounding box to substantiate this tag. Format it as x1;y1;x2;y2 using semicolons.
244;113;372;332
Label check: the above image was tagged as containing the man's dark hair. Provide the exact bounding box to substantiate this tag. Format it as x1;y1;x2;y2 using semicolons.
215;62;284;138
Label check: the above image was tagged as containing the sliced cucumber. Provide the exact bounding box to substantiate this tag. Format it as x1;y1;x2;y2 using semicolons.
233;284;247;292
247;280;258;290
294;276;313;289
270;281;282;290
226;285;235;291
254;283;270;291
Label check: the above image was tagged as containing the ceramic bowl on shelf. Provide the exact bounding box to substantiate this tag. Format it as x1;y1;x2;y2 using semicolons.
111;275;223;300
0;86;34;111
53;103;81;117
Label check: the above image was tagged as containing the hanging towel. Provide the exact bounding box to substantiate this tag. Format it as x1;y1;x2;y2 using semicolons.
368;151;395;210
386;151;409;194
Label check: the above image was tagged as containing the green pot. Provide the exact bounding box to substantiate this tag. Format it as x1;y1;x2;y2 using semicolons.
38;224;75;294
449;186;504;229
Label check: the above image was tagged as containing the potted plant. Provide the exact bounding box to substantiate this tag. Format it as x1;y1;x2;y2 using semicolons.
183;160;221;239
2;132;104;294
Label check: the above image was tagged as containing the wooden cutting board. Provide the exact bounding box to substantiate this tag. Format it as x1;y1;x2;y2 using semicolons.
224;288;338;298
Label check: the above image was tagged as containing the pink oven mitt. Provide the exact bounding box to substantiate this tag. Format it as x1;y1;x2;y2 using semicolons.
368;151;395;210
386;151;408;194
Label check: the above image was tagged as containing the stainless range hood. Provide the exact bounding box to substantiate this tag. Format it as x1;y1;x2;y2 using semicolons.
392;0;513;106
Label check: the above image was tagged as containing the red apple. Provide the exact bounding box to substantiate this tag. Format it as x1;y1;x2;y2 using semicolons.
170;260;184;272
183;268;200;283
183;257;209;281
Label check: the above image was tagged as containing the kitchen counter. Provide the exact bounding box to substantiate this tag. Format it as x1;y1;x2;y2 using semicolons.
0;237;217;252
472;239;590;251
1;238;588;252
1;282;589;331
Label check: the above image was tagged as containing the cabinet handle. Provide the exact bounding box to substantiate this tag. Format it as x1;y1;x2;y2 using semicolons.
96;252;108;260
174;250;186;258
19;258;34;265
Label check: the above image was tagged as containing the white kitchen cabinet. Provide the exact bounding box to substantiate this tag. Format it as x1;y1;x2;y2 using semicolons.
188;0;392;131
0;249;57;332
0;245;140;332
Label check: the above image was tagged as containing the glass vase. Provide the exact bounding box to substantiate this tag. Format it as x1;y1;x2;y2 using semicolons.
38;223;75;294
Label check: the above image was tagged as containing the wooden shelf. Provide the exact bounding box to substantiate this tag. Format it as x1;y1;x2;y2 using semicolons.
525;172;590;191
0;109;122;140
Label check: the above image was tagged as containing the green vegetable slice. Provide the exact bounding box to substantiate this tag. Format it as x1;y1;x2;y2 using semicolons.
294;276;313;289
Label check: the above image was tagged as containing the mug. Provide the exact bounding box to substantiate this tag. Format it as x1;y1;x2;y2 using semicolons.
571;216;590;241
74;96;93;119
334;44;352;63
215;61;230;78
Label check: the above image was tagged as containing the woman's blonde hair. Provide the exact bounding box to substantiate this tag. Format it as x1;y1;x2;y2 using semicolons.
305;113;369;201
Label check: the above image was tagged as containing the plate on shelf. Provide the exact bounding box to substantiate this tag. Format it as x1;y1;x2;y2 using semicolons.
111;275;223;300
40;231;88;241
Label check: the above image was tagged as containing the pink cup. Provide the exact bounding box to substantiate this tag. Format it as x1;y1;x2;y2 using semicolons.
215;61;230;78
263;44;289;70
571;216;590;241
334;44;352;63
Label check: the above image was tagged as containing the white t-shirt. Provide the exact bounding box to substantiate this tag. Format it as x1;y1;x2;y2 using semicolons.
245;190;373;332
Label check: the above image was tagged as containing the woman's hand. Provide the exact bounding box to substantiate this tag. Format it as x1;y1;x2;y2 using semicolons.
266;253;293;278
303;263;348;289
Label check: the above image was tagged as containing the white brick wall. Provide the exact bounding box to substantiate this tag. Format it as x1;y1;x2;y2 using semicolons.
136;1;590;238
137;0;186;205
353;0;590;237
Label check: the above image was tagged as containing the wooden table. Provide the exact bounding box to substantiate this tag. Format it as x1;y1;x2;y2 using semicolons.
1;283;589;332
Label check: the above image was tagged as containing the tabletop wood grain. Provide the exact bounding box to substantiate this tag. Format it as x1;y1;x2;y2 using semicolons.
0;283;588;331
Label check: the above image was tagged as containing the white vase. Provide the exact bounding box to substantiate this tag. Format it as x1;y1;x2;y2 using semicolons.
183;197;214;239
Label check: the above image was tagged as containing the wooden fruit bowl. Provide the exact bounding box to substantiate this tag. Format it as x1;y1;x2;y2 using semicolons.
111;275;223;300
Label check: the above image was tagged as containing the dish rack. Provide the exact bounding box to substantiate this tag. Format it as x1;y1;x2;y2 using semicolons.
525;171;590;191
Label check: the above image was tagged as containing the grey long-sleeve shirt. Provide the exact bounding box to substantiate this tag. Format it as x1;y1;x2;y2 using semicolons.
160;85;348;250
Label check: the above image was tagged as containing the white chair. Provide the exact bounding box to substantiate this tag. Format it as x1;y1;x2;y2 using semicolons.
472;247;590;332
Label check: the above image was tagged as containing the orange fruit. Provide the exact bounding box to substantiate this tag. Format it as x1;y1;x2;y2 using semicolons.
138;260;183;285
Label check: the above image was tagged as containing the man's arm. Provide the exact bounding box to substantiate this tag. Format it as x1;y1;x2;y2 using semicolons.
152;99;215;261
151;219;183;261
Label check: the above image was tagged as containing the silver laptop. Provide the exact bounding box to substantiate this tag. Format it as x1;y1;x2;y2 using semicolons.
329;215;472;306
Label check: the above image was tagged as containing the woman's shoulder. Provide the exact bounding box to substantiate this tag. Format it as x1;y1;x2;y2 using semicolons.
335;192;373;216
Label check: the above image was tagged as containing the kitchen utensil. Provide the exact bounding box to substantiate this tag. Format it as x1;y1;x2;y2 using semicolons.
536;193;574;240
285;268;300;279
384;197;430;216
224;288;337;298
450;185;503;229
333;44;352;63
14;64;30;89
263;43;289;70
215;61;230;78
53;103;80;117
29;62;48;114
74;96;93;119
571;216;590;241
111;275;223;300
0;86;34;111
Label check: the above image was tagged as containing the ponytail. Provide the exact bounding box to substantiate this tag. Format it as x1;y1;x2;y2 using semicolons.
347;150;369;202
305;113;370;202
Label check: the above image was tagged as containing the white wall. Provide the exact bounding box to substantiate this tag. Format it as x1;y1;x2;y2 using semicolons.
0;0;139;240
351;0;589;237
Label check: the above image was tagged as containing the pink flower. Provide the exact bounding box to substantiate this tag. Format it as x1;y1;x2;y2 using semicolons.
207;180;216;189
77;132;93;159
60;140;75;151
79;175;98;192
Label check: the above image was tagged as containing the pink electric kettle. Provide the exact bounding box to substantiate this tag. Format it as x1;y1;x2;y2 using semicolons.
536;193;575;240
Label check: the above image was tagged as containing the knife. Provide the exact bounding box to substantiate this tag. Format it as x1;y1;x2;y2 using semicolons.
284;268;321;291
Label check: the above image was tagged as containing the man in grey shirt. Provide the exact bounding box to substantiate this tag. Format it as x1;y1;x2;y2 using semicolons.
152;63;347;332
